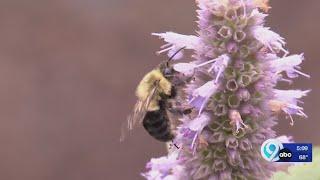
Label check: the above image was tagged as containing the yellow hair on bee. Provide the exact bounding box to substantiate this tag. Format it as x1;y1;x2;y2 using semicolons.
135;69;172;111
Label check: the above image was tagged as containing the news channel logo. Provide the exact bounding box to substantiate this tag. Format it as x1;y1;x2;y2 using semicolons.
260;139;312;162
261;139;285;162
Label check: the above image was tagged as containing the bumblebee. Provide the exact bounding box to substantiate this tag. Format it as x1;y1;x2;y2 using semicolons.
121;48;192;142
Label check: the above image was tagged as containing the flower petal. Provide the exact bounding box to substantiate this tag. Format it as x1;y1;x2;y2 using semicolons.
152;32;200;59
276;135;293;143
173;63;196;75
252;26;287;54
270;54;310;78
208;54;230;82
274;89;311;105
190;80;219;114
187;113;210;132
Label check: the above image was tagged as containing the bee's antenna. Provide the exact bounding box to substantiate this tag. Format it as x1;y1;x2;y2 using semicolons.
166;46;186;66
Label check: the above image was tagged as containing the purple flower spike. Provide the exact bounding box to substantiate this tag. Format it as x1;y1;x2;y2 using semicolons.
143;1;310;179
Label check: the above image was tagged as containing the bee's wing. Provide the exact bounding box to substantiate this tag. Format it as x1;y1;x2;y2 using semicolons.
120;85;158;142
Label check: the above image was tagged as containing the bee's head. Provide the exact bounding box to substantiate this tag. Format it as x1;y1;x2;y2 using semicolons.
160;62;174;78
160;46;186;78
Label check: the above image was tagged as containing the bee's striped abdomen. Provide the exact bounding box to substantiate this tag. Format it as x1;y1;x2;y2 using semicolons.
142;101;174;142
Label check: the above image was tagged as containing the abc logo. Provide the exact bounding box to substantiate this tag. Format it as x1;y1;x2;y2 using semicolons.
278;148;293;161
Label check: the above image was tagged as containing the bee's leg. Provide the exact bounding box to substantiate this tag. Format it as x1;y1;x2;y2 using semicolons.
167;100;193;115
169;86;177;99
159;92;169;99
185;73;196;83
171;74;195;87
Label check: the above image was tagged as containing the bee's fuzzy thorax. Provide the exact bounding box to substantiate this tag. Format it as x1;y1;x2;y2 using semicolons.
136;69;172;111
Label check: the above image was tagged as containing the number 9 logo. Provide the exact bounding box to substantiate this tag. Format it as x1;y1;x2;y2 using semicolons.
261;139;283;162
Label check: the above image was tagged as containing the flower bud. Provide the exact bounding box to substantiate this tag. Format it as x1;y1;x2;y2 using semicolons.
228;110;248;134
237;89;251;102
213;146;227;159
226;137;239;149
218;26;232;39
234;30;246;42
213;92;226;103
224;67;237;79
208;132;225;143
213;160;226;172
239;138;252;151
227;42;238;54
226;79;239;92
224;8;237;21
237;74;252;87
228;94;240;108
239;45;250;58
214;104;228;116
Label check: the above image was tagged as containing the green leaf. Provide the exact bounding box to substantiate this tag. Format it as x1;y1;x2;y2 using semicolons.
272;147;320;180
